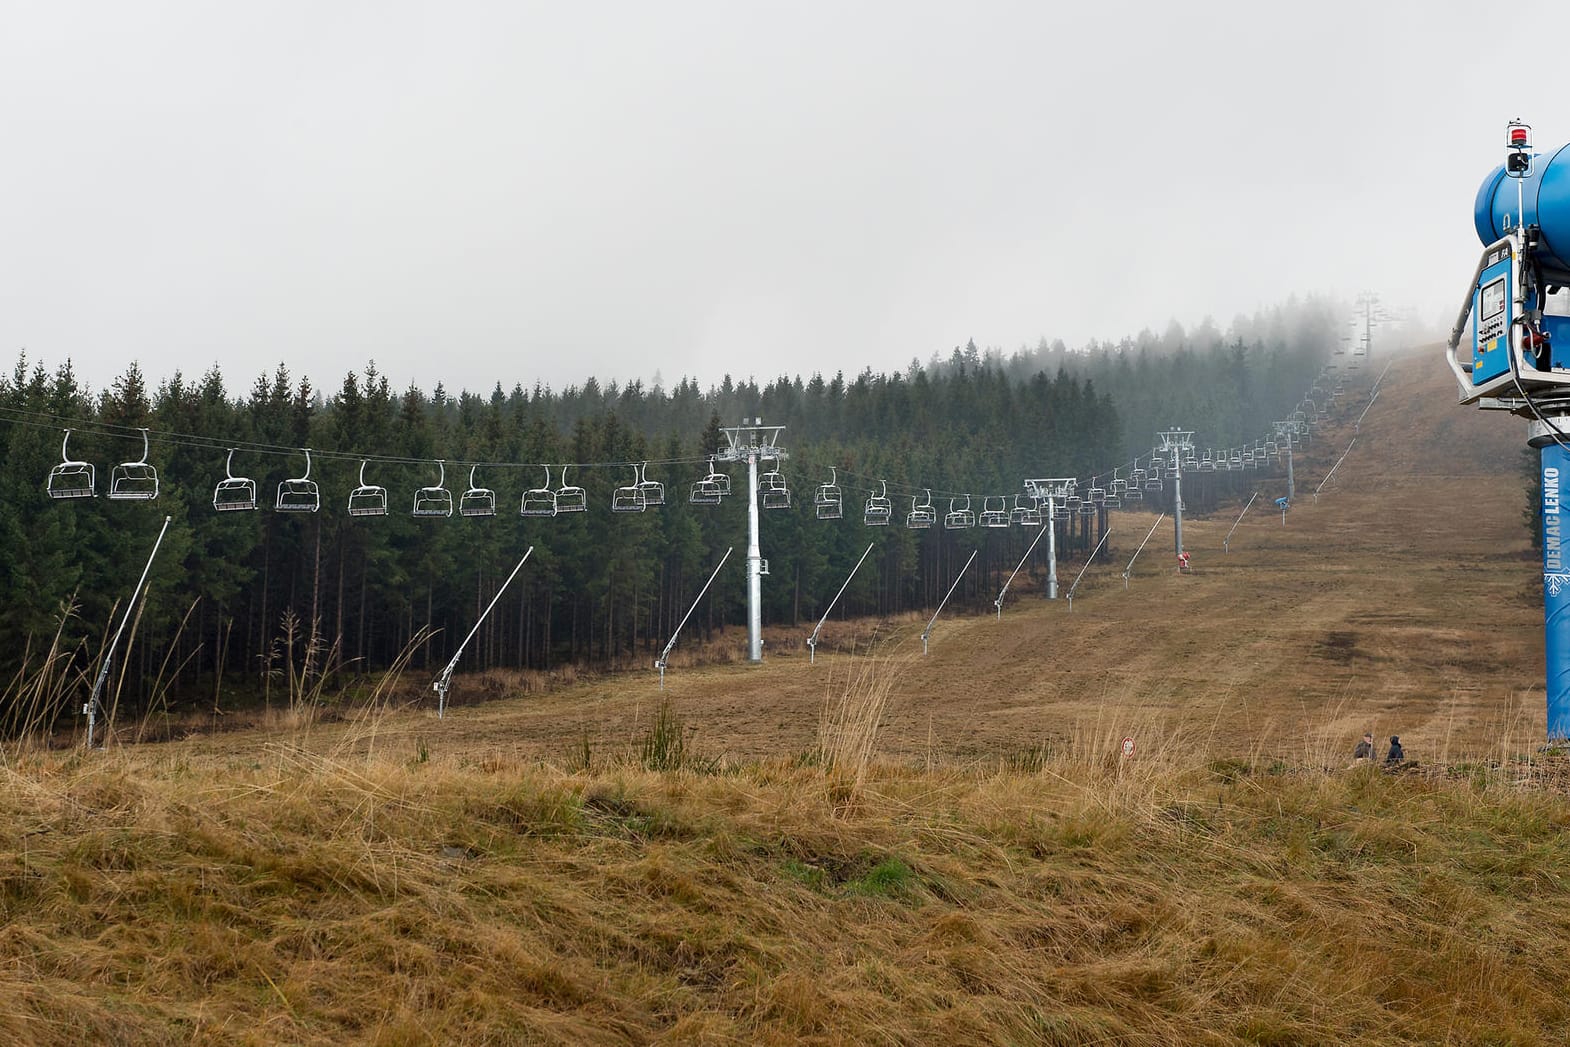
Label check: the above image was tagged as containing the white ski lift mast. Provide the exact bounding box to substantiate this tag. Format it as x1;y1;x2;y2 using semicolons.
716;419;786;663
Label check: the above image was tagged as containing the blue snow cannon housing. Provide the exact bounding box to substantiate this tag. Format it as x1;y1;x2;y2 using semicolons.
1475;143;1570;284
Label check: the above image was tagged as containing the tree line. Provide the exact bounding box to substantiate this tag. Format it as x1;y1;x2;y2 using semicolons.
0;303;1333;735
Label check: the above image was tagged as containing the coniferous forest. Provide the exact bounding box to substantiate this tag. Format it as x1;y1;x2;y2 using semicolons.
0;299;1338;734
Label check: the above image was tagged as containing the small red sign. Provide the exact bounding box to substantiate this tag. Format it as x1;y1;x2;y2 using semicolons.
1121;737;1136;758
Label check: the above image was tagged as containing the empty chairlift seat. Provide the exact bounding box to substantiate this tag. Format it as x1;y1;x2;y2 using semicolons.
276;448;320;512
758;466;790;510
348;460;387;517
945;495;975;529
907;489;936;529
213;448;257;511
47;429;95;499
814;468;843;520
109;428;158;501
460;465;497;517
864;481;892;526
636;463;665;508
1010;494;1043;526
690;458;728;506
611;465;645;513
413;460;453;518
555;466;587;513
522;466;560;517
979;495;1010;527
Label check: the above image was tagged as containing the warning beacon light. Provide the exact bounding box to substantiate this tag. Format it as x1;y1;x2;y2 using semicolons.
1446;119;1570;407
1507;119;1533;176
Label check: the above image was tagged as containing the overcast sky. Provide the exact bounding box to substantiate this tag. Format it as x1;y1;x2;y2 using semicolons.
1;1;1562;398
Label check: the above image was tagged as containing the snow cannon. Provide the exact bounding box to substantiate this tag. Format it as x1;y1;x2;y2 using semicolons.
1448;121;1570;405
1453;121;1570;742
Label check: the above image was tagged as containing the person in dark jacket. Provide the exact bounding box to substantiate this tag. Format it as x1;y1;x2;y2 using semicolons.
1352;732;1374;762
1385;736;1405;766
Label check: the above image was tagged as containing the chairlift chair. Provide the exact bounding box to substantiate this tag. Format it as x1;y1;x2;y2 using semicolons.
555;466;588;512
1143;472;1163;491
636;462;665;508
1108;479;1127;499
1164;462;1180;479
1064;494;1082;513
1199;450;1216;471
705;458;731;496
109;428;158;500
690;473;724;506
1051;500;1072;521
276;448;320;512
1129;467;1146;487
1228;451;1243;468
460;465;497;517
945;495;975;529
907;489;936;529
611;465;645;513
412;460;453;518
690;458;726;505
758;466;790;510
979;495;1009;527
46;429;96;499
213;448;257;511
814;467;843;520
1010;494;1042;526
347;460;387;516
522;465;560;517
864;480;892;526
1125;484;1143;503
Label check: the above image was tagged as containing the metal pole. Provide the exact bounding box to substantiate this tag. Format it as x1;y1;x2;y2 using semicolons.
1066;526;1112;612
1536;422;1570;739
808;542;874;663
1313;437;1358;501
1172;448;1184;556
1122;512;1166;589
1046;495;1058;599
1355;389;1380;433
995;521;1051;618
433;547;533;718
1223;492;1258;554
746;451;763;663
86;515;172;749
922;549;978;655
656;547;733;687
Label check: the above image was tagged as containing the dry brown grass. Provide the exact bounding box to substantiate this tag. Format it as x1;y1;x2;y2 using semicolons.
6;347;1566;1043
4;735;1570;1045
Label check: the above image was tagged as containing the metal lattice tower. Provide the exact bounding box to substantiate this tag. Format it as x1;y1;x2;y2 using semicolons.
716;420;788;662
1157;428;1194;555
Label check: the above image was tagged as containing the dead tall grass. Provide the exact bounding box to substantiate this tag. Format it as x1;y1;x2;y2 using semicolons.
817;651;906;811
5;738;1570;1045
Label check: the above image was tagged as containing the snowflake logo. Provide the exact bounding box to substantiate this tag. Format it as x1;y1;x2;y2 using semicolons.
1547;574;1570;597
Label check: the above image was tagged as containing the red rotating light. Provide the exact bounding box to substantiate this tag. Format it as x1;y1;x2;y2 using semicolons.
1507;120;1532;149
